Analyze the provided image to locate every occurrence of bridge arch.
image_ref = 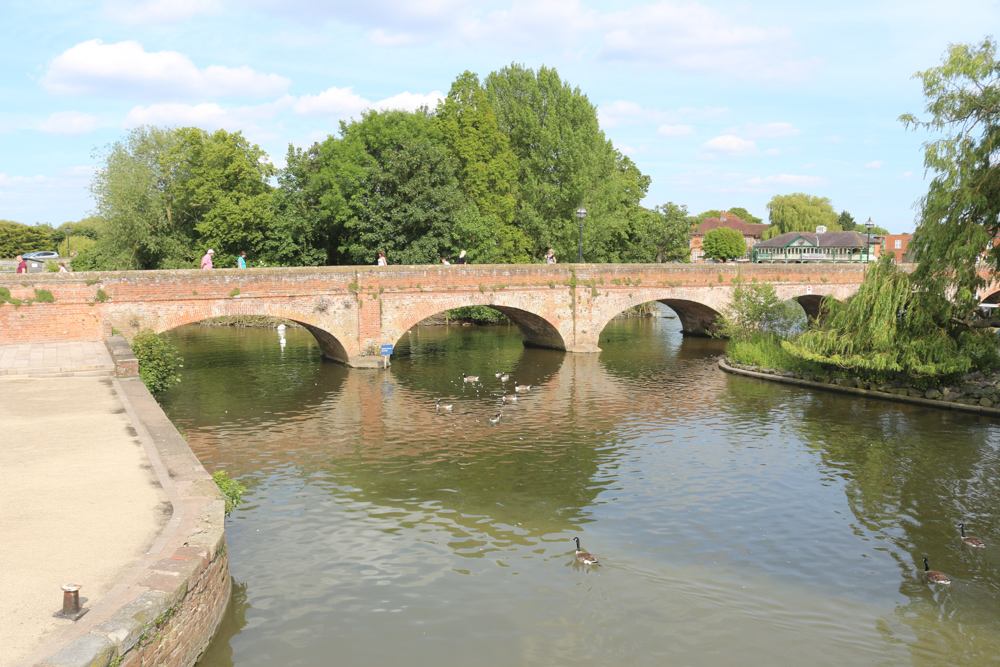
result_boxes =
[388,298,566,352]
[105,300,354,364]
[656,299,724,337]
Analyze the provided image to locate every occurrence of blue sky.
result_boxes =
[1,0,997,233]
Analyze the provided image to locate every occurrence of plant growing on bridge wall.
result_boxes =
[212,470,246,515]
[131,329,184,394]
[95,288,109,302]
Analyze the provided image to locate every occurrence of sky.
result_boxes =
[1,0,997,234]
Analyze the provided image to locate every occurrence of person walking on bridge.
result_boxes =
[201,249,215,269]
[15,254,26,273]
[237,251,247,269]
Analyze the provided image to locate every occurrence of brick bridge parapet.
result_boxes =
[0,263,898,367]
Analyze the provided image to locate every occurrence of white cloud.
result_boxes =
[37,111,100,135]
[124,97,295,141]
[864,160,883,169]
[657,124,695,137]
[373,91,444,112]
[700,135,758,157]
[293,87,370,116]
[596,1,820,81]
[293,87,443,118]
[0,174,51,185]
[802,163,816,169]
[741,122,800,138]
[104,0,221,23]
[900,171,914,179]
[746,174,829,187]
[43,40,290,99]
[599,100,726,128]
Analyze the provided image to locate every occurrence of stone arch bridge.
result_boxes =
[2,263,890,367]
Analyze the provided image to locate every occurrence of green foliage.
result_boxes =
[32,288,55,303]
[622,203,691,263]
[437,71,529,263]
[702,226,747,261]
[0,220,53,257]
[782,256,997,377]
[900,37,1000,314]
[212,470,246,515]
[762,193,840,239]
[446,306,508,323]
[88,126,278,270]
[95,288,109,302]
[131,329,183,393]
[727,333,821,373]
[727,207,762,225]
[716,271,801,340]
[484,63,650,261]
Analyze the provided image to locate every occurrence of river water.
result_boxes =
[156,311,1000,666]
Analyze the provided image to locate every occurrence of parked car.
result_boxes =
[22,251,60,260]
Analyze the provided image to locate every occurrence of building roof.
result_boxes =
[756,230,868,249]
[693,213,768,238]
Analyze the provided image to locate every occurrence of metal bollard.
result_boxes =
[55,583,87,620]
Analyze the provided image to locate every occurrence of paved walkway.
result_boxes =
[0,343,169,667]
[0,341,116,377]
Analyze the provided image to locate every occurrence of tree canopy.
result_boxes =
[762,193,840,239]
[702,226,747,261]
[900,37,1000,314]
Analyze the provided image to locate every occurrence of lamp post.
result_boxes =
[576,206,587,263]
[864,218,874,263]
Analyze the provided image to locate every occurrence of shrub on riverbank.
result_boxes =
[212,470,246,515]
[446,306,508,323]
[132,329,183,393]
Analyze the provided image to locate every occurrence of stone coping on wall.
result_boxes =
[718,358,1000,418]
[18,372,230,667]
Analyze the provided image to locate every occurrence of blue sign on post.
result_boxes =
[380,344,394,356]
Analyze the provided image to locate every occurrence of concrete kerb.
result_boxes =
[718,358,1000,418]
[17,374,230,667]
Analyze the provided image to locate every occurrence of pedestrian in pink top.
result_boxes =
[201,249,215,269]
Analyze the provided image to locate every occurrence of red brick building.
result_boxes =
[690,212,768,262]
[881,234,913,262]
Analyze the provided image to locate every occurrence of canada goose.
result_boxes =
[515,384,531,393]
[462,373,479,383]
[489,413,503,423]
[573,537,599,565]
[922,557,951,585]
[502,391,517,403]
[958,523,985,548]
[436,398,453,411]
[500,373,509,382]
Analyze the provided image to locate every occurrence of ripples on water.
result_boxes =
[157,313,1000,667]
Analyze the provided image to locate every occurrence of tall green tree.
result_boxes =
[762,193,840,239]
[0,221,52,257]
[694,207,762,226]
[702,226,747,261]
[900,37,1000,315]
[436,71,529,262]
[89,126,191,270]
[621,203,692,263]
[484,64,648,261]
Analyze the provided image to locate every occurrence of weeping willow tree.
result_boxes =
[782,257,997,378]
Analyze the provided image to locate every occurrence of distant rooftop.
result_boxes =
[693,212,769,238]
[756,231,868,248]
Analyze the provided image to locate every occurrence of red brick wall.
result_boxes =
[1,264,886,354]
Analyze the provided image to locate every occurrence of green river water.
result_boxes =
[155,311,1000,666]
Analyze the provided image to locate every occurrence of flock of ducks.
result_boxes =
[438,371,602,566]
[921,523,987,586]
[438,371,535,426]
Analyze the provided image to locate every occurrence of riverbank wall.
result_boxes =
[719,358,1000,418]
[15,343,231,667]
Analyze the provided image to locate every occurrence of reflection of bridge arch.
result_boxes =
[106,301,353,364]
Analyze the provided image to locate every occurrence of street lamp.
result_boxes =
[576,206,587,263]
[864,217,874,263]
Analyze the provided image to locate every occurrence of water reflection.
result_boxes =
[157,316,1000,667]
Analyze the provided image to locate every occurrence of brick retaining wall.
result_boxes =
[26,374,231,667]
